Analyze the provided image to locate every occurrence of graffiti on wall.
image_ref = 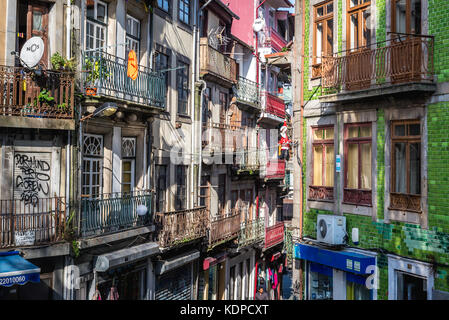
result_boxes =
[14,153,51,206]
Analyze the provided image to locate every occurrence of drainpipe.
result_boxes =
[197,79,207,205]
[66,0,71,60]
[190,0,198,208]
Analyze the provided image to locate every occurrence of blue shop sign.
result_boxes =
[0,251,40,287]
[294,243,375,275]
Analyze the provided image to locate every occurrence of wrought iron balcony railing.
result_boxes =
[322,35,434,92]
[0,197,66,248]
[155,207,209,248]
[82,49,166,108]
[209,210,241,248]
[234,76,260,107]
[80,190,153,237]
[0,66,75,119]
[238,217,264,248]
[200,38,237,85]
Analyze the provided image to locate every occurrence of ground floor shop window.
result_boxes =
[346,273,371,300]
[309,263,333,300]
[397,272,427,300]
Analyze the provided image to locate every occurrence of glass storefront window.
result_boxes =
[309,263,333,300]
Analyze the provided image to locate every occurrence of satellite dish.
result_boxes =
[19,36,44,68]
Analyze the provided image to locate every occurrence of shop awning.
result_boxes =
[95,242,159,272]
[0,251,40,287]
[155,250,200,276]
[294,243,375,275]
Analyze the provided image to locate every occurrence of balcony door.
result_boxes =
[19,0,49,68]
[391,0,423,83]
[346,0,371,90]
[82,134,104,198]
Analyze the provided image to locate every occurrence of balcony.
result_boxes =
[264,221,285,249]
[202,122,242,153]
[200,38,237,88]
[209,211,241,248]
[0,66,75,129]
[80,190,153,237]
[237,217,264,248]
[0,197,66,248]
[155,207,209,249]
[233,76,260,111]
[232,149,260,174]
[82,50,166,109]
[267,27,288,52]
[261,159,285,180]
[260,91,285,123]
[320,35,435,103]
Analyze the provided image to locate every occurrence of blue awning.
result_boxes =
[0,251,40,287]
[294,243,375,275]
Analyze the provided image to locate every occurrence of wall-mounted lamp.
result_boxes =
[80,102,118,122]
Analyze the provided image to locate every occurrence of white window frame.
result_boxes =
[85,0,108,51]
[387,254,434,300]
[121,137,136,193]
[126,14,141,60]
[82,133,104,198]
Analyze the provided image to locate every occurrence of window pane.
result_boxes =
[326,19,333,55]
[394,142,407,193]
[409,123,420,136]
[87,1,95,19]
[313,146,323,186]
[363,9,371,47]
[350,0,359,7]
[347,144,359,189]
[361,143,371,189]
[327,2,333,14]
[123,161,131,171]
[316,22,323,63]
[411,0,421,34]
[409,143,421,194]
[97,3,106,23]
[324,127,334,140]
[348,126,358,138]
[394,124,406,136]
[313,129,323,140]
[317,6,324,17]
[32,12,43,31]
[350,13,359,50]
[325,146,334,187]
[359,125,371,137]
[395,0,407,34]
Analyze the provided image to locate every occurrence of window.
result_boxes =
[154,51,170,100]
[310,126,334,201]
[219,92,228,123]
[178,0,190,25]
[344,123,372,206]
[392,0,421,35]
[155,165,167,212]
[347,0,371,51]
[85,0,107,50]
[158,0,170,13]
[218,174,226,215]
[390,120,421,212]
[313,1,334,77]
[177,61,189,115]
[121,137,136,194]
[309,263,333,300]
[82,134,103,198]
[175,165,187,210]
[126,15,140,60]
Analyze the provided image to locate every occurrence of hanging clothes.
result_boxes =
[92,287,102,300]
[107,286,119,300]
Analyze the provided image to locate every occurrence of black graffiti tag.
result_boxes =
[15,154,51,206]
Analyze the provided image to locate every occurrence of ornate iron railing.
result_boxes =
[82,49,166,108]
[80,190,153,237]
[0,197,66,248]
[0,66,74,119]
[322,35,434,92]
[199,38,237,84]
[309,186,334,201]
[389,192,421,213]
[155,207,209,248]
[209,211,241,247]
[238,217,265,248]
[234,76,260,107]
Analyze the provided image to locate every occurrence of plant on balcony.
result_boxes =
[50,52,75,71]
[84,57,110,95]
[38,89,55,105]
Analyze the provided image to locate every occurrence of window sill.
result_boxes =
[342,202,372,208]
[177,21,193,34]
[154,7,173,23]
[176,114,192,124]
[308,198,334,203]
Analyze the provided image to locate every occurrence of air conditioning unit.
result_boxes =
[316,214,347,245]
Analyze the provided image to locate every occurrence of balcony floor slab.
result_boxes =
[0,116,75,130]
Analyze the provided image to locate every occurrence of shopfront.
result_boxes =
[199,253,227,300]
[255,250,287,300]
[295,243,377,300]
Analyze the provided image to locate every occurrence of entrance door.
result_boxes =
[217,262,226,300]
[26,1,49,68]
[397,272,427,300]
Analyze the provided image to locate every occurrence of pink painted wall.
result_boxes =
[222,0,255,47]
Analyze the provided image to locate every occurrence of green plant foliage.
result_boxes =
[38,89,55,104]
[50,52,75,71]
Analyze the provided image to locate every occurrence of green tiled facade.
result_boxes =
[298,0,449,299]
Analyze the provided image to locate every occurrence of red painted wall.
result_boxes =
[222,0,255,47]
